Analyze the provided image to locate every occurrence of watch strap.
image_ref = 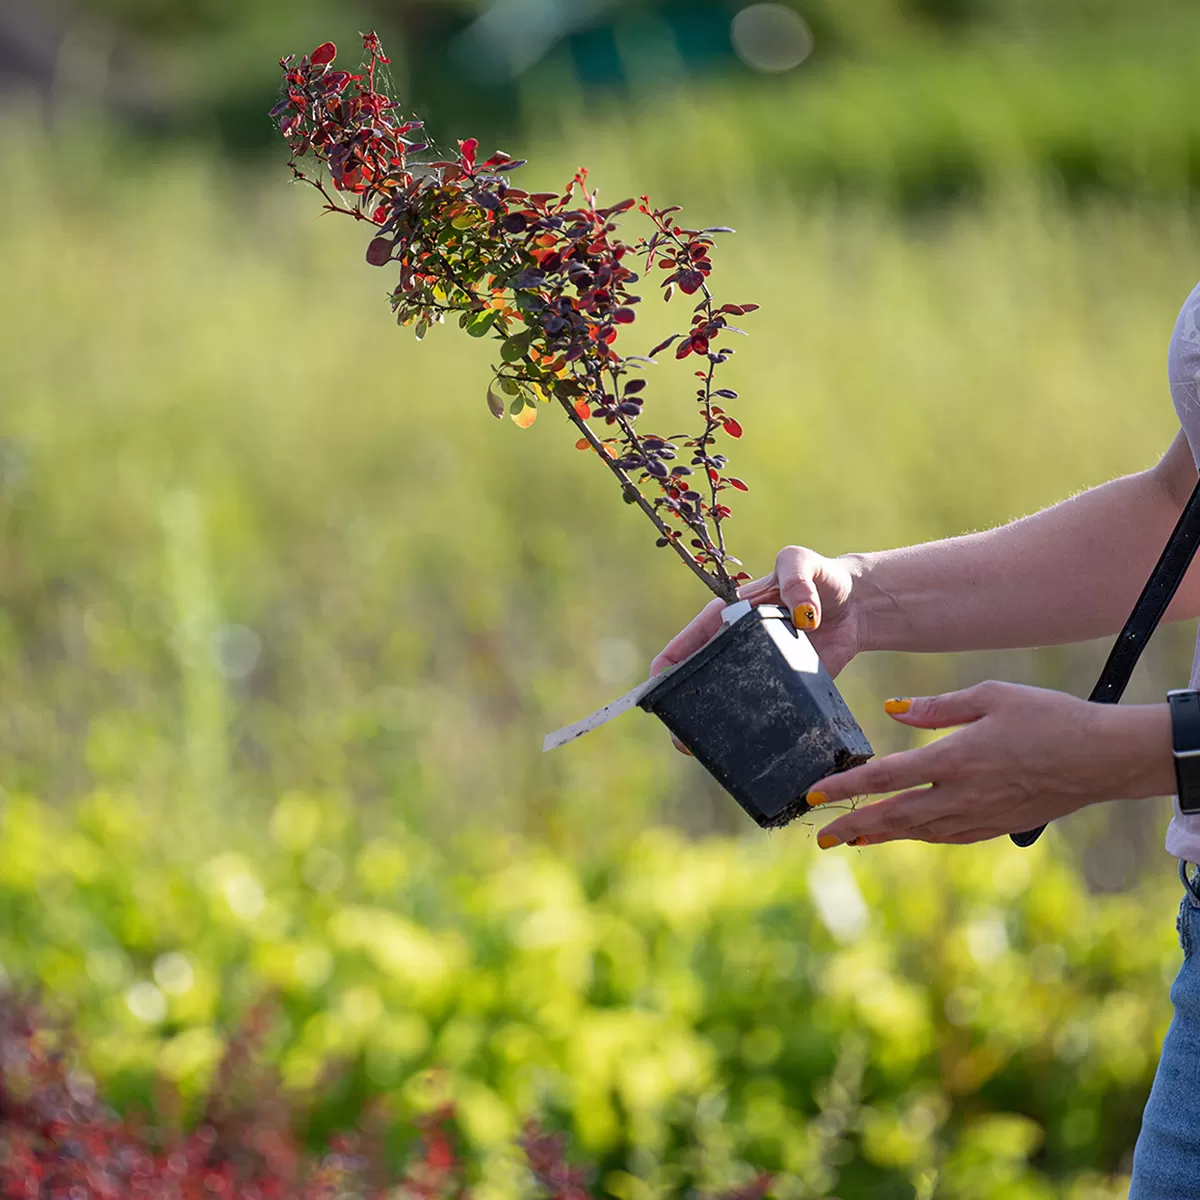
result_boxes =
[1169,689,1200,815]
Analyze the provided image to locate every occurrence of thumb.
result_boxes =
[884,684,994,729]
[774,545,824,632]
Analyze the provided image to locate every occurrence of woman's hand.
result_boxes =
[806,681,1175,847]
[651,546,865,679]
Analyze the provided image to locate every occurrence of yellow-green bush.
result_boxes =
[0,789,1179,1196]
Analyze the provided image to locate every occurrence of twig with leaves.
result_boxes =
[276,33,760,602]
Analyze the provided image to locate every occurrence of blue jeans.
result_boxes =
[1130,861,1200,1198]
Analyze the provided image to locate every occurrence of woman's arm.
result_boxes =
[853,431,1200,655]
[653,432,1199,683]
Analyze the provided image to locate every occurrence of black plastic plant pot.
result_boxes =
[640,603,873,828]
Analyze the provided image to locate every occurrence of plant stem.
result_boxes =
[604,365,725,575]
[558,397,737,602]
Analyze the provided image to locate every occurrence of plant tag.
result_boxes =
[542,601,758,752]
[541,666,682,753]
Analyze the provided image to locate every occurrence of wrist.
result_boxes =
[1090,702,1175,800]
[839,550,891,655]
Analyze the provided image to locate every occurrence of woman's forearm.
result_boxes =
[851,433,1199,655]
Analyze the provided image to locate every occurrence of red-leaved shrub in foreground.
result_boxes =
[0,993,770,1199]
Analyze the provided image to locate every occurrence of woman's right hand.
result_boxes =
[650,546,866,682]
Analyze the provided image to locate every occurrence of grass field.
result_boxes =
[2,110,1199,1192]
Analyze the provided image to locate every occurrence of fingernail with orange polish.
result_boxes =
[794,604,817,630]
[805,791,831,808]
[817,832,841,850]
[884,697,912,715]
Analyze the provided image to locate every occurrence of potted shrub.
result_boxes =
[273,34,872,827]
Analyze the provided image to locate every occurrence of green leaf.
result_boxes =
[501,332,532,363]
[499,377,521,396]
[465,310,498,338]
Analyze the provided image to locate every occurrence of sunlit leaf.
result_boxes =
[723,418,744,438]
[512,404,537,429]
[465,310,497,337]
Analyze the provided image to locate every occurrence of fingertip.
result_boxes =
[883,697,912,716]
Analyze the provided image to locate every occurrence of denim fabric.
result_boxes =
[1130,861,1200,1198]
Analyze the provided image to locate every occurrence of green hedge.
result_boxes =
[536,26,1200,213]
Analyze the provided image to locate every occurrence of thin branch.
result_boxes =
[557,395,736,602]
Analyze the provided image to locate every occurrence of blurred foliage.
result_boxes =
[0,117,1194,850]
[1,48,1198,1192]
[24,0,1200,210]
[0,790,1177,1196]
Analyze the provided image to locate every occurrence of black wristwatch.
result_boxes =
[1168,689,1200,815]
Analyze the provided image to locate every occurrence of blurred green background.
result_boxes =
[3,0,1200,1195]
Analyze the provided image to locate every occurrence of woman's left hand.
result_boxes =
[807,681,1175,847]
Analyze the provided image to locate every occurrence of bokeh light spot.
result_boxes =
[731,3,814,74]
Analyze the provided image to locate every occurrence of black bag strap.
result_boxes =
[1012,474,1200,847]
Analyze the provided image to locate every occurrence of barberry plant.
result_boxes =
[274,34,759,603]
[0,991,772,1200]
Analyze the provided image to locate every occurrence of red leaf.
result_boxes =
[649,334,681,357]
[675,340,694,360]
[575,438,590,450]
[723,418,743,439]
[612,308,636,324]
[311,42,337,65]
[740,303,761,313]
[365,237,393,267]
[573,400,591,419]
[729,477,749,491]
[459,137,478,171]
